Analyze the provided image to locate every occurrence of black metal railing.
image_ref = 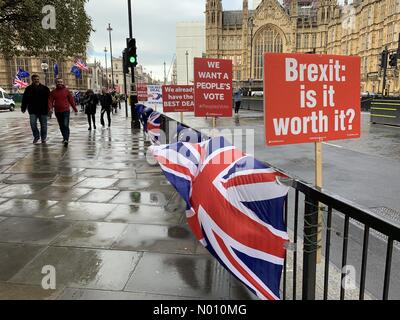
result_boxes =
[159,114,400,300]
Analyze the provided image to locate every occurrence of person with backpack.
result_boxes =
[99,88,112,128]
[83,89,99,130]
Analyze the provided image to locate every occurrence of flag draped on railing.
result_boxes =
[150,136,289,300]
[136,104,161,145]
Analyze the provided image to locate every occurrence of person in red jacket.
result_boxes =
[48,79,78,147]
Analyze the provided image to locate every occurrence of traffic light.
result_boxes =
[379,49,389,69]
[389,53,398,68]
[127,38,138,68]
[122,49,130,74]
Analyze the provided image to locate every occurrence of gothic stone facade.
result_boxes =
[206,0,400,94]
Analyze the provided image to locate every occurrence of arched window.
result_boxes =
[253,25,283,80]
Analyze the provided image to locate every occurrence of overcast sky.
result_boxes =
[85,0,247,81]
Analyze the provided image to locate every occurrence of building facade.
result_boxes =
[87,60,107,93]
[0,56,88,92]
[176,21,206,85]
[206,0,400,94]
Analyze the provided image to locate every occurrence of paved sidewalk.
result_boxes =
[0,109,254,300]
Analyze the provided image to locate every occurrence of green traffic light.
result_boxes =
[130,56,136,64]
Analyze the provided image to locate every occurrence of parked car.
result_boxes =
[0,87,15,111]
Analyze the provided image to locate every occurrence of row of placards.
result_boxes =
[138,57,233,117]
[138,54,361,146]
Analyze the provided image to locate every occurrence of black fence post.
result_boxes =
[302,195,318,300]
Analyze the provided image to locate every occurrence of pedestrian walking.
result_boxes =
[21,74,50,144]
[83,89,99,130]
[99,88,112,128]
[111,90,118,114]
[234,87,242,114]
[48,78,78,147]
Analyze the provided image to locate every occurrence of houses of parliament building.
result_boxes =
[206,0,400,94]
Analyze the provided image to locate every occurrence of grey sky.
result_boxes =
[86,0,246,81]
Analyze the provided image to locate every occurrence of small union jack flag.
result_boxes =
[13,76,28,88]
[151,136,289,300]
[74,59,89,71]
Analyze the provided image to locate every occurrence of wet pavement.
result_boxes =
[0,109,255,300]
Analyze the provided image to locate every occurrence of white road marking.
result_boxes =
[323,142,344,149]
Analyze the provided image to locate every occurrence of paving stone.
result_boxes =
[112,224,196,254]
[0,199,57,217]
[10,247,142,291]
[124,252,230,299]
[105,204,181,225]
[75,178,119,189]
[0,217,71,245]
[79,189,120,203]
[110,191,168,206]
[51,222,127,249]
[31,186,92,201]
[51,176,87,187]
[0,243,45,281]
[0,184,45,198]
[37,202,118,221]
[0,283,61,300]
[80,169,119,178]
[58,288,199,300]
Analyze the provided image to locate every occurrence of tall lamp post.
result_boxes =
[248,16,255,96]
[104,47,108,89]
[107,23,115,90]
[127,0,140,129]
[185,50,189,85]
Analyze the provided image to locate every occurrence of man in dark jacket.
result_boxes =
[21,74,50,144]
[99,88,113,128]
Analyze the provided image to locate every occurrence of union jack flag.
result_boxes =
[13,76,28,88]
[151,137,289,300]
[74,59,89,71]
[147,111,161,145]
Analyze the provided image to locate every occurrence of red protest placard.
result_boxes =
[137,84,148,102]
[162,85,194,112]
[264,53,361,146]
[194,58,233,117]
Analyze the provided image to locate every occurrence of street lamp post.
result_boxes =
[41,61,49,86]
[248,17,255,96]
[185,50,189,85]
[107,23,115,90]
[104,47,108,89]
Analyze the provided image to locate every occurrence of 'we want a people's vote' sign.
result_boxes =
[264,53,361,146]
[194,57,232,117]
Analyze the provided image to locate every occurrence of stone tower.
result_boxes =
[205,0,223,58]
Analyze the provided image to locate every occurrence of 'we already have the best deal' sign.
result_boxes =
[264,53,361,146]
[194,57,232,117]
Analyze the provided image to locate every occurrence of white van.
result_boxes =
[0,87,16,111]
